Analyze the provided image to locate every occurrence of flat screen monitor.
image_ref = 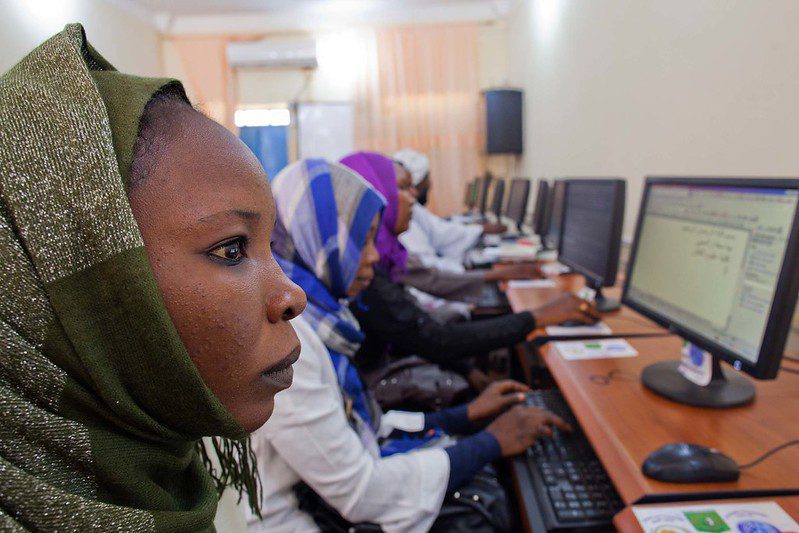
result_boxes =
[465,178,479,210]
[476,174,492,215]
[532,180,550,235]
[623,177,799,407]
[558,179,626,310]
[542,179,566,251]
[506,178,531,231]
[490,179,505,220]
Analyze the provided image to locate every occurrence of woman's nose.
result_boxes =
[267,274,307,323]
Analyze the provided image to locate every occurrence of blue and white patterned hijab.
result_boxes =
[271,158,386,357]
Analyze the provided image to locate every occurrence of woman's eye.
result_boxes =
[209,238,247,264]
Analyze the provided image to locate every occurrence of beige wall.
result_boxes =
[506,0,799,238]
[1,0,162,77]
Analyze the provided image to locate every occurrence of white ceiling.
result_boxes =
[119,0,509,34]
[131,0,503,17]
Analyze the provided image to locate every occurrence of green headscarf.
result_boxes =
[0,24,258,530]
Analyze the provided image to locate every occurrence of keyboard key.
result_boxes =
[557,510,586,521]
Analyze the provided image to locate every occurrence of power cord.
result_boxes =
[781,366,799,375]
[737,439,799,470]
[784,355,799,363]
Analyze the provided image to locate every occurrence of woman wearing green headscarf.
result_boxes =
[0,24,306,530]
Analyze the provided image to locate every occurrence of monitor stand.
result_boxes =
[593,286,620,313]
[642,357,755,408]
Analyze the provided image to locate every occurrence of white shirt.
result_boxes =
[247,316,450,533]
[400,204,483,272]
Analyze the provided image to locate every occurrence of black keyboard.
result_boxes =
[523,389,624,530]
[478,283,509,308]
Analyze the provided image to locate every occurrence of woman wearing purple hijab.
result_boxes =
[340,151,410,282]
[341,151,598,397]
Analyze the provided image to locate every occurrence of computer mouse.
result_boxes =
[642,442,740,483]
[558,319,589,327]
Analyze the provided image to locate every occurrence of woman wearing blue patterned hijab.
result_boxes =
[271,158,386,429]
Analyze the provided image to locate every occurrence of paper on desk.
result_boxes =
[540,261,570,276]
[507,279,557,289]
[482,243,539,259]
[554,339,637,360]
[632,501,799,533]
[378,410,425,438]
[545,321,612,336]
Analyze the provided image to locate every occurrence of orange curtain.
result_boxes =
[164,36,238,131]
[354,23,483,216]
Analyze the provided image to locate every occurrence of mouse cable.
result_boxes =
[737,439,799,470]
[781,366,799,374]
[588,369,638,385]
[784,355,799,363]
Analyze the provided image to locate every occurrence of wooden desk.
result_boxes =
[504,274,667,340]
[613,496,799,531]
[542,335,799,505]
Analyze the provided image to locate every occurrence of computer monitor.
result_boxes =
[532,180,550,235]
[623,177,799,408]
[542,179,566,251]
[465,178,478,210]
[490,179,505,221]
[558,179,626,311]
[506,178,531,232]
[476,174,493,215]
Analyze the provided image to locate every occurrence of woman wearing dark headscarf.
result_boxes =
[0,25,305,529]
[340,152,598,393]
[248,158,568,532]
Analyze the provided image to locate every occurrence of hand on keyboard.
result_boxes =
[485,262,543,282]
[482,222,508,235]
[467,379,529,424]
[486,404,572,457]
[532,293,600,328]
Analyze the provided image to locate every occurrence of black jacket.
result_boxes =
[350,269,537,376]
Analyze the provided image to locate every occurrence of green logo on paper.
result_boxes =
[684,511,730,532]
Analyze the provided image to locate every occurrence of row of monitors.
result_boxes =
[465,174,799,402]
[464,174,532,231]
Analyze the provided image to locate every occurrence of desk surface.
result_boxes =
[613,496,799,531]
[541,334,799,505]
[504,273,667,339]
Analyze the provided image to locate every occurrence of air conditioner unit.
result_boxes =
[227,38,318,69]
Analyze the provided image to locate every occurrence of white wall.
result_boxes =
[1,0,162,77]
[506,0,799,238]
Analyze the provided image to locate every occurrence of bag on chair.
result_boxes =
[366,355,471,411]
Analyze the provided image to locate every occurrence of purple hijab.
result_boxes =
[340,151,408,282]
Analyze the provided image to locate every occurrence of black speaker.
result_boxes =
[484,89,523,154]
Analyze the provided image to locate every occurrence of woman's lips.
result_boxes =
[261,345,301,390]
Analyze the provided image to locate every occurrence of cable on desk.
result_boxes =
[781,366,799,374]
[783,355,799,364]
[738,439,799,470]
[589,369,638,385]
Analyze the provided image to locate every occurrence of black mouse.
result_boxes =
[642,442,740,483]
[559,319,588,327]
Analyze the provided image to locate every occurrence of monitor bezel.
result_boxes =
[506,178,531,229]
[543,179,566,250]
[491,179,506,219]
[622,176,799,380]
[533,180,550,235]
[465,178,478,209]
[557,178,626,287]
[477,174,493,215]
